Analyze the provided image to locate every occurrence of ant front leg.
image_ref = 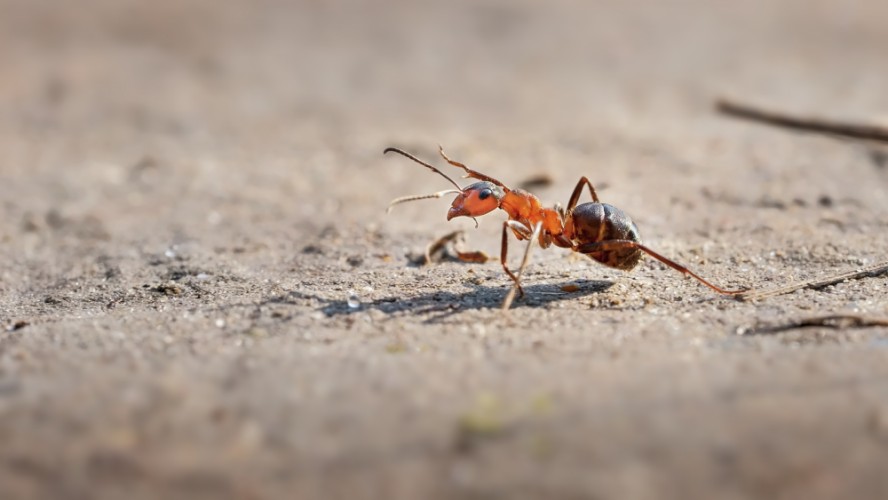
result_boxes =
[566,177,601,211]
[501,221,543,310]
[500,221,532,296]
[575,240,746,295]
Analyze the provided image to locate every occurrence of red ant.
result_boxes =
[384,146,746,309]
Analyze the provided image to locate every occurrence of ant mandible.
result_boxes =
[384,146,746,309]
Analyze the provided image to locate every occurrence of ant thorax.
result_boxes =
[499,189,542,221]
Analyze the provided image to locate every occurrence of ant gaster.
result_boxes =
[384,146,745,309]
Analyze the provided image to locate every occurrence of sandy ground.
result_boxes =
[1,1,888,499]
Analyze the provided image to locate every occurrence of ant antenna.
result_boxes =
[437,145,508,189]
[384,148,464,192]
[387,190,462,213]
[386,190,479,228]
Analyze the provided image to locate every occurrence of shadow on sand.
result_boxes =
[294,279,614,322]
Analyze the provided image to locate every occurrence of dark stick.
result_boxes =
[716,98,888,143]
[739,260,888,302]
[737,314,888,336]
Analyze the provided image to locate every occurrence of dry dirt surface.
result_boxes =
[2,1,888,499]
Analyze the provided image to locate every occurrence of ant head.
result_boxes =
[447,181,505,220]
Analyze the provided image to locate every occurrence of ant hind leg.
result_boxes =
[575,240,746,295]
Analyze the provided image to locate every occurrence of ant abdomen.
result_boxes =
[568,203,643,270]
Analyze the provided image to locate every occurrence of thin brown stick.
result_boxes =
[737,314,888,336]
[716,98,888,143]
[739,260,888,302]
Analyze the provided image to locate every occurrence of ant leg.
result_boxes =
[575,240,746,295]
[554,202,566,221]
[500,221,533,294]
[502,221,543,310]
[566,177,601,211]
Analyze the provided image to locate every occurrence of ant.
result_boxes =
[384,146,746,309]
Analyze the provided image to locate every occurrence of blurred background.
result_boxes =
[3,0,886,240]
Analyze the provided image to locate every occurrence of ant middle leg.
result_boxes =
[566,177,601,211]
[575,240,746,295]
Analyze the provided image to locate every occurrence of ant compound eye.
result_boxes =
[478,188,492,200]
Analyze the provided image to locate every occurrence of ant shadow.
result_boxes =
[294,279,614,323]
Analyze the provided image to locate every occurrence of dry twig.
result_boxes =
[420,230,490,265]
[739,260,888,302]
[716,98,888,143]
[738,314,888,336]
